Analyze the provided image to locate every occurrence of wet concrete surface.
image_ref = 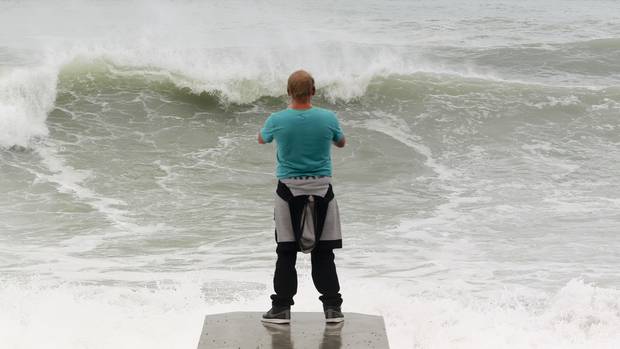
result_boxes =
[196,312,389,349]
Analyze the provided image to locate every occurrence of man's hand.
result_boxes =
[333,136,346,148]
[258,132,266,144]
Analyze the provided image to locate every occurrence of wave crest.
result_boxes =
[0,43,411,147]
[0,66,57,148]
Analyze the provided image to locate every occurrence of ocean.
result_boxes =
[1,0,620,348]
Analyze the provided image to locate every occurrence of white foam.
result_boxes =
[0,65,58,148]
[27,142,171,252]
[0,279,204,349]
[1,276,618,349]
[34,145,130,226]
[392,279,620,349]
[355,111,458,180]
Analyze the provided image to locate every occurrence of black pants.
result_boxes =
[271,248,343,308]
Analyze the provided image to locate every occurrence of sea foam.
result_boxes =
[0,277,618,349]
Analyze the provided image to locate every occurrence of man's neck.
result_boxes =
[289,100,313,110]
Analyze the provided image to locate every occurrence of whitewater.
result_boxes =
[1,0,620,348]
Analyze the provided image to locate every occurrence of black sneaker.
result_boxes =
[261,306,291,324]
[323,306,344,323]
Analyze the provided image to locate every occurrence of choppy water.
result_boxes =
[1,1,620,348]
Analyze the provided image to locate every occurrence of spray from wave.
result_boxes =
[2,0,620,148]
[1,277,619,349]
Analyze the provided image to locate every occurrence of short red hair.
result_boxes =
[287,70,315,101]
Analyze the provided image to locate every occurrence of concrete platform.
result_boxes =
[196,312,389,349]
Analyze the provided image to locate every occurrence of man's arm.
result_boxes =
[259,115,274,144]
[333,136,346,148]
[330,112,345,148]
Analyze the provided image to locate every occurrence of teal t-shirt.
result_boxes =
[261,107,344,179]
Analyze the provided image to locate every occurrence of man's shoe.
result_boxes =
[323,306,344,323]
[323,321,344,336]
[261,306,291,324]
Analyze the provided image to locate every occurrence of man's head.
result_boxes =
[287,70,315,103]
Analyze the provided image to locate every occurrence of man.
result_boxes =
[259,70,346,324]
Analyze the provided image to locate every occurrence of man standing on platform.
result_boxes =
[258,70,346,324]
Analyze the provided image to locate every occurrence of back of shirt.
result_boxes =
[260,107,344,179]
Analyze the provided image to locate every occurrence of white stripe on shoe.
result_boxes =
[325,317,344,323]
[261,317,291,324]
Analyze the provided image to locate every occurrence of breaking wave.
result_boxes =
[3,42,618,149]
